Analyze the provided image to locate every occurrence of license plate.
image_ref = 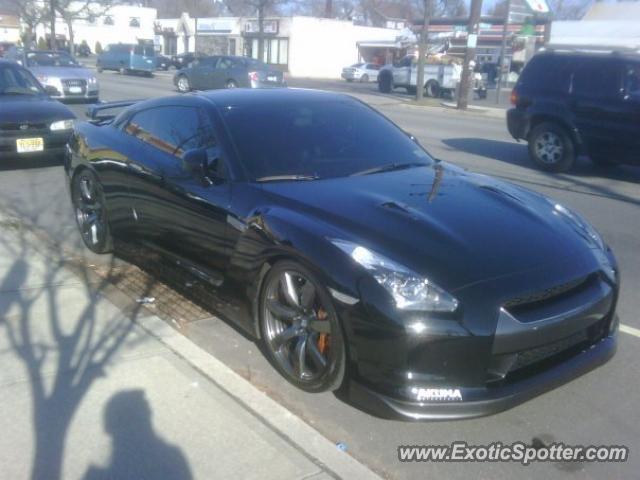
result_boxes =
[16,138,44,153]
[69,86,82,94]
[267,75,278,82]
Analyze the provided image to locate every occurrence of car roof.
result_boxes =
[536,49,640,63]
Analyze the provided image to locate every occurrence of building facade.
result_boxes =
[155,14,400,78]
[0,14,20,43]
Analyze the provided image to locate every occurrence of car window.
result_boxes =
[221,99,433,180]
[0,65,43,95]
[133,45,155,56]
[518,55,571,94]
[571,61,622,99]
[217,57,235,69]
[125,106,216,158]
[197,57,217,67]
[26,52,78,67]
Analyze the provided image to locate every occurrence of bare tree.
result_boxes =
[54,1,114,56]
[2,0,47,47]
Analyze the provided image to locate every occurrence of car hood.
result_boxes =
[260,163,599,290]
[0,95,75,123]
[28,66,93,80]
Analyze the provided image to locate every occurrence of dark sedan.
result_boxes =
[0,60,75,161]
[174,55,285,92]
[66,89,619,420]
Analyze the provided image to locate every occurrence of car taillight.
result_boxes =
[510,89,518,106]
[248,71,259,82]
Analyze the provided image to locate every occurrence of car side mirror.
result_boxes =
[182,147,225,186]
[44,85,58,96]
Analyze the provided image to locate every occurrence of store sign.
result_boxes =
[525,0,549,14]
[244,20,279,34]
[197,18,235,34]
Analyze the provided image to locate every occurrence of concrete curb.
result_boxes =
[133,314,383,480]
[439,101,506,119]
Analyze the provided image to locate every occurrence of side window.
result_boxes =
[217,57,234,69]
[125,106,216,158]
[571,61,622,99]
[197,57,216,68]
[519,55,571,94]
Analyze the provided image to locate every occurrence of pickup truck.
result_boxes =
[378,55,486,99]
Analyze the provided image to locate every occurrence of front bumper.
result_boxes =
[0,131,71,160]
[340,250,619,420]
[349,332,616,420]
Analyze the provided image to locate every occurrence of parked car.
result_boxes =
[341,63,381,82]
[378,55,485,98]
[507,50,640,172]
[67,89,618,420]
[170,52,200,70]
[4,49,99,102]
[96,43,155,76]
[75,43,92,57]
[0,59,75,161]
[173,55,285,92]
[0,42,14,57]
[155,54,171,71]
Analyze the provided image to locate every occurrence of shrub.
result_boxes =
[37,37,47,50]
[95,41,103,54]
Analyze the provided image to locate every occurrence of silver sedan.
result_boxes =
[341,63,381,83]
[7,49,99,102]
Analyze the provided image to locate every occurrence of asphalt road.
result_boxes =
[1,70,639,480]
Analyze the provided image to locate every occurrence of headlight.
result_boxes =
[330,239,459,312]
[50,119,74,131]
[87,76,98,85]
[36,75,49,84]
[552,203,605,250]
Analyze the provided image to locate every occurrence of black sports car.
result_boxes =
[66,89,619,420]
[0,59,75,161]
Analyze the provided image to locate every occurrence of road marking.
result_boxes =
[620,324,640,338]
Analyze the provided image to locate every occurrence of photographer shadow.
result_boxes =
[83,390,193,480]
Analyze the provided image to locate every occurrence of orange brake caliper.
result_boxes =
[316,308,329,354]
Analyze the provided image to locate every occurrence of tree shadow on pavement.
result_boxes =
[0,209,168,480]
[83,390,192,480]
[442,137,640,208]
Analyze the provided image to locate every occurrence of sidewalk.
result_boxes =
[0,213,381,480]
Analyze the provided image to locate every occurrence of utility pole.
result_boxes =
[257,2,265,62]
[49,0,57,51]
[415,0,431,102]
[495,0,512,104]
[457,0,483,109]
[324,0,333,18]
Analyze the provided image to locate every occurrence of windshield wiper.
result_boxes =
[350,162,426,177]
[255,174,319,182]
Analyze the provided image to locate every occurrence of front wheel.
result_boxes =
[360,74,369,83]
[176,75,191,93]
[259,260,346,393]
[425,80,440,98]
[72,170,113,254]
[528,122,576,172]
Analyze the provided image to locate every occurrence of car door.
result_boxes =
[123,104,231,272]
[569,58,633,160]
[189,56,218,90]
[393,56,412,85]
[210,56,235,89]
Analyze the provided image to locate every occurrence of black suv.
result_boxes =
[507,50,640,172]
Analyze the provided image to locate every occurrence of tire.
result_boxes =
[259,260,346,393]
[425,80,440,98]
[360,74,369,83]
[378,72,392,93]
[527,122,576,173]
[176,75,191,93]
[118,65,127,75]
[96,63,103,73]
[71,170,113,254]
[225,79,238,89]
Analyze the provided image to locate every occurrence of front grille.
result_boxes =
[62,79,87,94]
[0,122,47,132]
[503,274,595,320]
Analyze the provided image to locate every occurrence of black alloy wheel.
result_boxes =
[72,170,113,254]
[259,261,346,392]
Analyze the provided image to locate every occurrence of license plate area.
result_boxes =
[267,75,278,82]
[16,138,44,153]
[69,86,82,94]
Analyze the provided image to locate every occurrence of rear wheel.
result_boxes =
[176,75,191,93]
[118,66,127,75]
[528,122,576,172]
[360,74,369,83]
[259,261,346,393]
[72,170,113,254]
[425,80,440,98]
[378,72,392,93]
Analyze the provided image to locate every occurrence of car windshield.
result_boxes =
[26,52,78,67]
[222,99,433,180]
[0,65,44,96]
[351,63,363,68]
